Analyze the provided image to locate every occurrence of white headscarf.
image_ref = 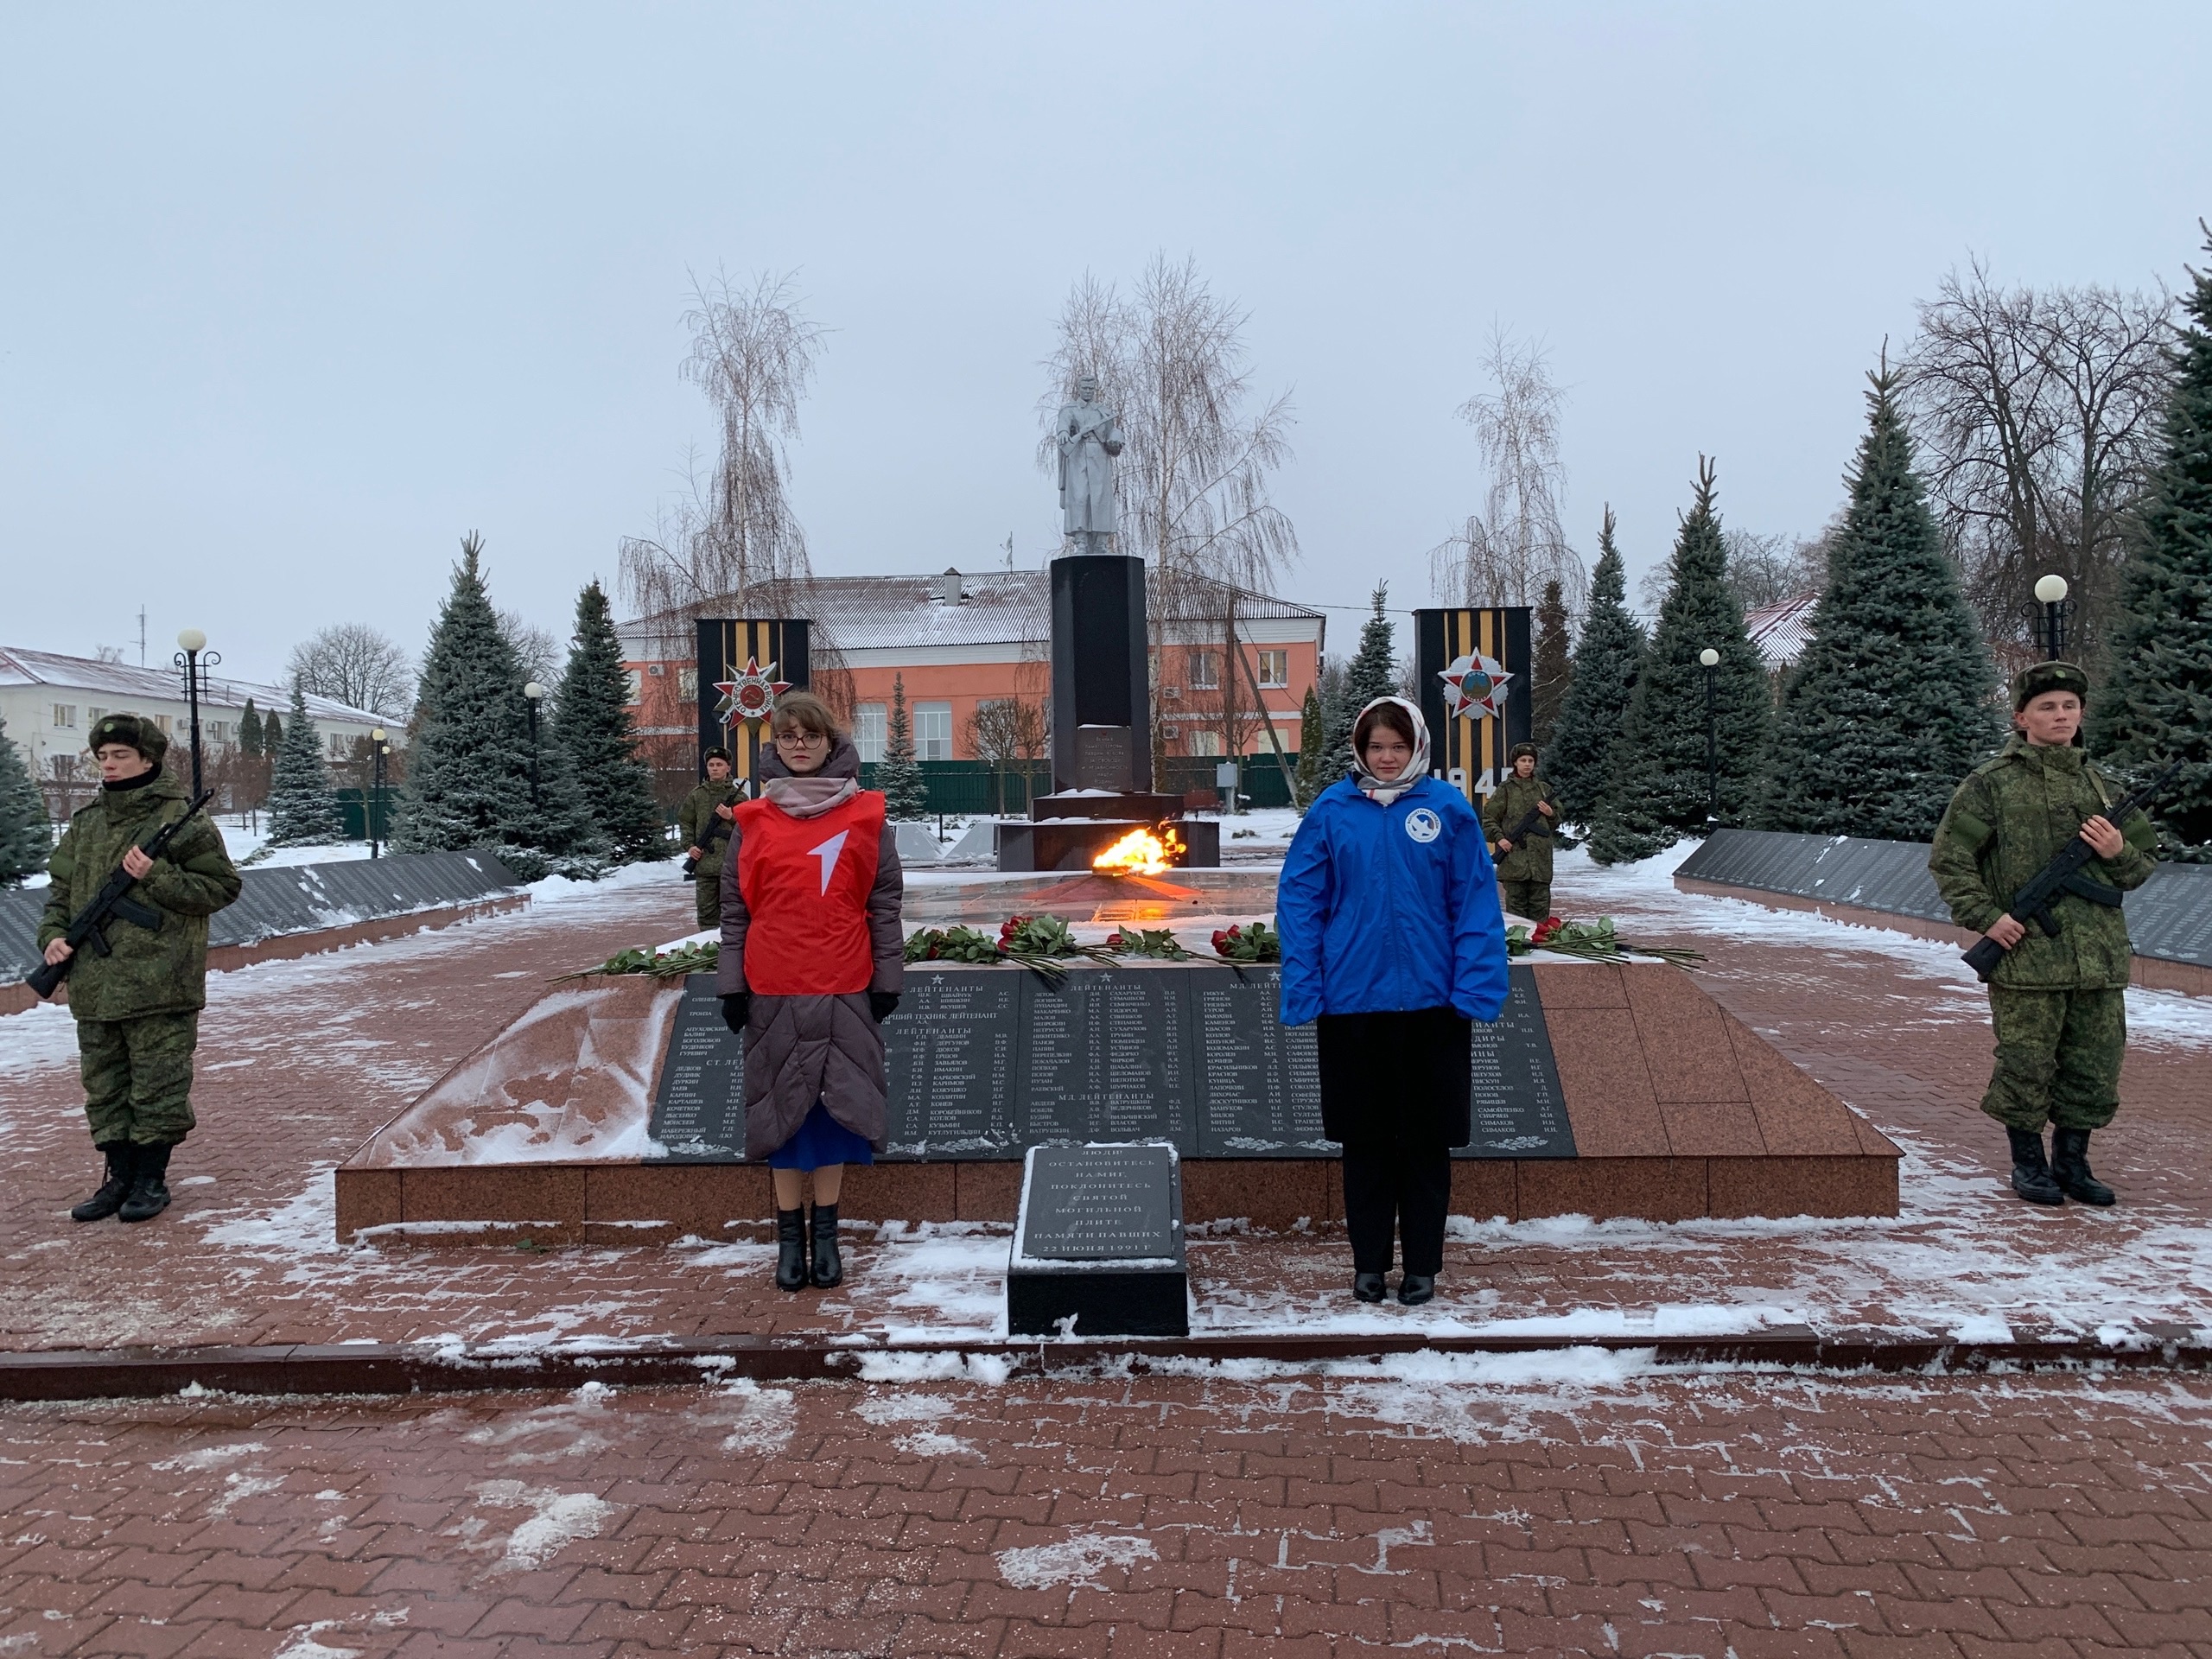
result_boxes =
[1349,696,1432,806]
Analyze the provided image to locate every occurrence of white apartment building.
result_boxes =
[0,646,399,784]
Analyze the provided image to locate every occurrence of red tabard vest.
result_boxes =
[734,790,886,995]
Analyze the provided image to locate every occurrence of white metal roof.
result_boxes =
[1744,591,1821,671]
[0,646,397,725]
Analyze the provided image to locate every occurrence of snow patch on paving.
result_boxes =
[997,1533,1157,1590]
[857,1351,1016,1385]
[153,1441,267,1471]
[469,1480,615,1572]
[272,1626,362,1659]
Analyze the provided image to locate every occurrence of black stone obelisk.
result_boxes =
[1049,554,1152,795]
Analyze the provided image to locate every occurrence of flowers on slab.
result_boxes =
[1211,921,1282,963]
[1104,926,1196,960]
[1504,915,1703,968]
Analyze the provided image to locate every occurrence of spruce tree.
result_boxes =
[879,674,930,821]
[1313,658,1356,790]
[552,580,665,862]
[0,715,50,886]
[2088,227,2212,858]
[1530,578,1573,747]
[1759,371,2002,839]
[263,707,282,752]
[237,699,264,758]
[1588,461,1770,861]
[1316,585,1396,788]
[396,533,604,874]
[1294,684,1324,807]
[266,682,346,845]
[1548,508,1647,823]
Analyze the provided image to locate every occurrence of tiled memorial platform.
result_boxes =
[335,951,1901,1243]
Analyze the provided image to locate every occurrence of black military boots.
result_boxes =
[70,1143,135,1222]
[2006,1128,2065,1205]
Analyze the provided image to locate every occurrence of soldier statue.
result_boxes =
[1056,374,1123,553]
[1929,662,2158,1207]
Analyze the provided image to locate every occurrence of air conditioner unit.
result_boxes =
[647,664,665,677]
[1162,686,1181,699]
[1160,724,1180,739]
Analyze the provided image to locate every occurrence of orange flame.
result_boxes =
[1092,823,1185,876]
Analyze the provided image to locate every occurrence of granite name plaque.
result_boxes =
[1008,1141,1188,1337]
[646,976,747,1160]
[1018,969,1192,1147]
[1460,964,1574,1158]
[1187,968,1329,1155]
[880,969,1020,1156]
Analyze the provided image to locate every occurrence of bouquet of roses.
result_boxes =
[902,925,1001,964]
[1211,921,1282,963]
[1504,915,1702,968]
[556,939,721,982]
[1104,926,1194,960]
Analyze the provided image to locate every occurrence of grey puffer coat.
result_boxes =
[715,737,906,1159]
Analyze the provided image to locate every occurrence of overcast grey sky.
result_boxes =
[4,3,2208,683]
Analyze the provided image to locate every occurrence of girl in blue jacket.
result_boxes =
[1276,696,1509,1306]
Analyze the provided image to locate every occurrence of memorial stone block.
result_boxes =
[1007,1141,1188,1337]
[647,976,746,1160]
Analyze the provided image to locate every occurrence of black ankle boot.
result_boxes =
[775,1208,810,1291]
[1396,1273,1437,1306]
[809,1203,842,1288]
[2006,1128,2064,1205]
[2050,1128,2116,1206]
[118,1142,173,1223]
[71,1143,135,1223]
[1352,1272,1387,1304]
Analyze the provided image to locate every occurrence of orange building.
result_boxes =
[618,569,1324,776]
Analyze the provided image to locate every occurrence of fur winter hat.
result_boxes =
[89,712,168,763]
[1510,741,1540,763]
[2012,661,2090,711]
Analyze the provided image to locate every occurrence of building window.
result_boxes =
[207,721,229,744]
[678,667,698,702]
[624,669,644,705]
[86,707,105,723]
[329,734,346,758]
[1187,652,1220,690]
[155,715,171,733]
[1255,649,1288,688]
[855,703,887,763]
[1188,730,1223,756]
[52,704,75,728]
[915,702,953,760]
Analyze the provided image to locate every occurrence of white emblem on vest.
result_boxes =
[1404,808,1442,844]
[808,830,849,894]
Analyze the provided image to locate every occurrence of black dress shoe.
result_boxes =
[1352,1273,1388,1303]
[1396,1274,1436,1306]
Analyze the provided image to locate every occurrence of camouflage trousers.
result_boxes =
[1499,880,1553,924]
[1981,986,2125,1133]
[694,871,721,931]
[76,1011,200,1147]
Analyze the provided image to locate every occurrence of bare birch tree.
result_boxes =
[1432,327,1585,615]
[620,270,824,624]
[1898,259,2174,664]
[1039,255,1299,770]
[285,624,414,716]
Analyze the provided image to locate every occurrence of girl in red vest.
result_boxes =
[715,693,906,1291]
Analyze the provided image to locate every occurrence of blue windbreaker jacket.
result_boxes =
[1275,775,1510,1027]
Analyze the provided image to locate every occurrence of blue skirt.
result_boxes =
[766,1101,875,1171]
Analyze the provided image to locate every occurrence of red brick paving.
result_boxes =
[2,1365,2209,1656]
[3,861,2209,1357]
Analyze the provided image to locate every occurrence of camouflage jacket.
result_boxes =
[1928,736,2158,989]
[679,780,741,878]
[38,766,241,1020]
[1480,773,1556,882]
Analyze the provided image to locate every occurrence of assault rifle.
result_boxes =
[24,789,216,1001]
[1961,760,2181,984]
[681,791,741,880]
[1494,799,1555,852]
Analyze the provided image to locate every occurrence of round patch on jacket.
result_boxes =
[1403,807,1442,843]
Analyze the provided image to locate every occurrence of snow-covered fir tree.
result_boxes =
[2088,229,2212,859]
[1758,371,2001,838]
[396,534,603,874]
[1588,461,1769,862]
[1315,583,1397,790]
[878,674,930,821]
[0,715,50,886]
[553,580,665,862]
[1529,578,1573,747]
[266,682,346,845]
[237,699,264,757]
[1546,508,1646,824]
[1313,658,1354,791]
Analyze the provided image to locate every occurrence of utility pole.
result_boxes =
[137,607,147,667]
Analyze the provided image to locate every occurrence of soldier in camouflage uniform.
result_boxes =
[1929,663,2158,1207]
[678,748,741,931]
[37,713,241,1224]
[1480,741,1556,922]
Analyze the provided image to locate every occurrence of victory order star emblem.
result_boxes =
[1439,652,1513,721]
[714,657,791,727]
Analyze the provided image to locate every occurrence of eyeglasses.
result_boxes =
[773,730,829,748]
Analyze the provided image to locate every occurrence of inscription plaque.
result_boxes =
[1188,968,1329,1155]
[1016,969,1191,1147]
[881,970,1020,1156]
[1459,964,1574,1158]
[647,976,746,1160]
[1019,1143,1180,1261]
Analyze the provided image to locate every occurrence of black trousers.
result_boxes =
[1341,1139,1452,1274]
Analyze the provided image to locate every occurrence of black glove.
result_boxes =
[720,992,750,1034]
[869,990,901,1023]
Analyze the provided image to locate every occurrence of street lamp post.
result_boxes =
[523,683,545,808]
[2033,573,2071,657]
[369,727,388,859]
[172,629,219,798]
[1698,647,1721,823]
